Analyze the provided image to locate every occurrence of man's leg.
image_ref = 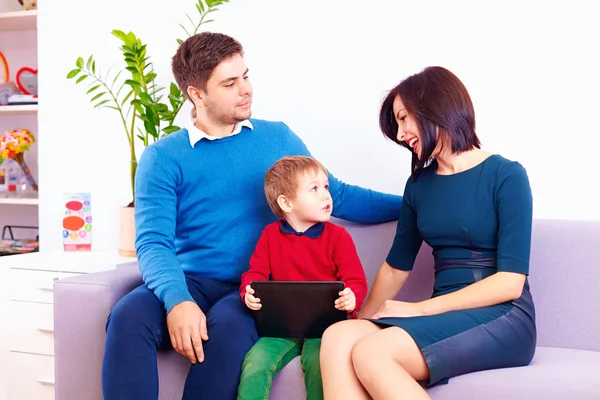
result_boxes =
[237,338,302,400]
[182,291,259,400]
[102,281,212,400]
[301,338,324,400]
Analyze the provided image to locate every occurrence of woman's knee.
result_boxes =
[322,319,379,351]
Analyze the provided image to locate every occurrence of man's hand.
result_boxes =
[244,285,262,310]
[335,287,356,312]
[166,301,208,364]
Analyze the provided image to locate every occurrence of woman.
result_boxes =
[320,66,536,400]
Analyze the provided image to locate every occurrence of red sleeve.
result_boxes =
[240,228,272,301]
[332,227,368,317]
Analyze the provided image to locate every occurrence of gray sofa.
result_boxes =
[53,219,600,399]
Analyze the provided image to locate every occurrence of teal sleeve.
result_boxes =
[282,124,403,223]
[496,162,533,274]
[386,179,423,270]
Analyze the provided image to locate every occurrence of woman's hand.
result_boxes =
[371,300,424,319]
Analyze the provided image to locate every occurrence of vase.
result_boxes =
[118,206,136,257]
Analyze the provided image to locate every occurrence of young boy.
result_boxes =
[237,156,368,400]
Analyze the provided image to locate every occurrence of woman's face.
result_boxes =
[393,96,422,158]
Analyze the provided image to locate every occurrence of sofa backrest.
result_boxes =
[338,218,600,352]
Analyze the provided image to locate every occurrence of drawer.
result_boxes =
[9,301,55,356]
[8,268,80,304]
[8,351,54,400]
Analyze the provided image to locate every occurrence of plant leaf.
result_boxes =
[86,55,93,70]
[66,69,80,79]
[76,57,84,69]
[139,92,153,105]
[177,38,184,45]
[145,72,157,83]
[90,92,106,102]
[92,60,96,74]
[186,13,195,27]
[86,84,101,94]
[146,107,158,126]
[144,119,158,136]
[125,79,141,87]
[121,89,134,106]
[94,99,110,108]
[179,23,191,37]
[162,125,181,134]
[112,30,127,41]
[76,74,88,83]
[111,70,123,87]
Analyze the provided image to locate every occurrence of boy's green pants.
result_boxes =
[237,337,323,400]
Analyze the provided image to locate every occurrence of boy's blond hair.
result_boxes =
[264,156,328,219]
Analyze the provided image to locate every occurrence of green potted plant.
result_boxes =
[66,0,229,256]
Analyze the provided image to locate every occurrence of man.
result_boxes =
[102,32,403,400]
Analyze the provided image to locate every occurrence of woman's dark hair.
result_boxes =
[379,66,480,179]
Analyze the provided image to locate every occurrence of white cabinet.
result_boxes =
[0,250,137,400]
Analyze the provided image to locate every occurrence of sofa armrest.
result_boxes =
[53,264,143,400]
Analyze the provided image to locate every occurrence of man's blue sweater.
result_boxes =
[134,119,402,312]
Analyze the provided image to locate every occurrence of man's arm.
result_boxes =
[135,146,194,313]
[282,123,402,223]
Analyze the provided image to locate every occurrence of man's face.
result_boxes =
[201,53,253,125]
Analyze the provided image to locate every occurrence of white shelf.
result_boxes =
[0,197,39,205]
[0,105,37,114]
[0,10,37,31]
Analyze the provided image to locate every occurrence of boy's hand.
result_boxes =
[244,285,262,310]
[335,287,356,312]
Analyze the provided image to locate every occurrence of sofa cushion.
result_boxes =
[269,347,600,400]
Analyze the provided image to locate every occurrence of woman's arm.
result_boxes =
[358,262,410,318]
[419,271,525,315]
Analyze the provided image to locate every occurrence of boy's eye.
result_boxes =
[325,185,329,190]
[311,186,318,192]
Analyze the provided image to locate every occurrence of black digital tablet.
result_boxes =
[250,281,347,339]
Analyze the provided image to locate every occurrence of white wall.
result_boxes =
[38,0,600,250]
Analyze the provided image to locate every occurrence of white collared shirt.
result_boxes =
[187,111,253,147]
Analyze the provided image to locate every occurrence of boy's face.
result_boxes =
[288,169,333,224]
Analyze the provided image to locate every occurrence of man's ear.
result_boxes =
[277,195,293,214]
[187,86,206,109]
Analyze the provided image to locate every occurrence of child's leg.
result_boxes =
[237,337,302,400]
[301,338,324,400]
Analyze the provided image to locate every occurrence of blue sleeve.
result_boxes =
[134,146,194,313]
[385,178,423,270]
[496,162,533,274]
[282,123,403,223]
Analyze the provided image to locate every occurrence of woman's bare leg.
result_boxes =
[352,327,431,400]
[320,320,381,400]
